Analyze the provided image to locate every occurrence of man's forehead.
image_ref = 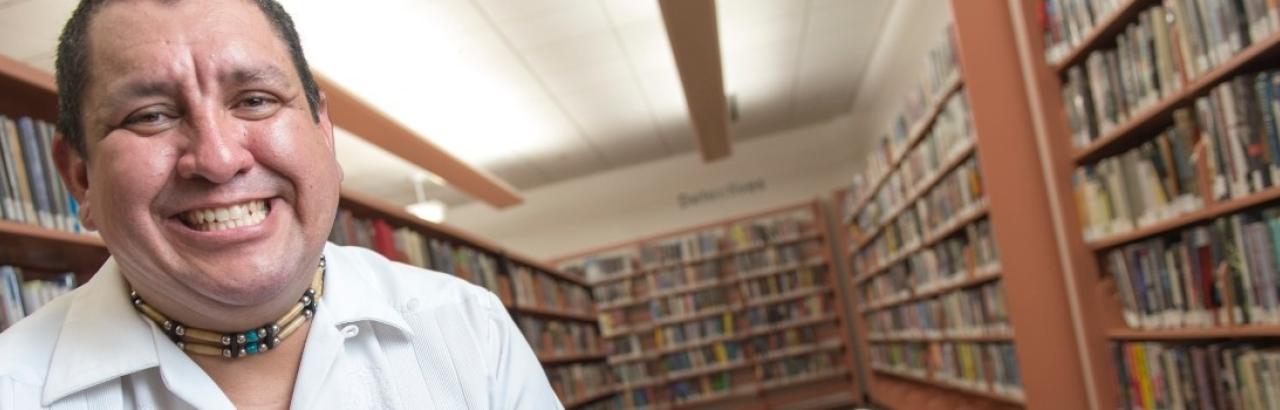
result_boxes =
[85,0,295,83]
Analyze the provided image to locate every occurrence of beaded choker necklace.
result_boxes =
[130,256,325,359]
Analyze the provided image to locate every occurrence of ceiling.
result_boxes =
[0,0,892,208]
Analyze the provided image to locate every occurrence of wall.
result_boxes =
[447,116,859,260]
[446,1,955,261]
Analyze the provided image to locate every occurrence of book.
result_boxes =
[0,266,76,331]
[1059,0,1280,148]
[0,116,81,233]
[1111,341,1280,409]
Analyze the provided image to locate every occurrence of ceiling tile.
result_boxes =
[490,3,609,50]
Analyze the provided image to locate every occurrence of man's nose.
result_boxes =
[175,108,254,184]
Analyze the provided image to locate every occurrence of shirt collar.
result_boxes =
[43,258,159,405]
[319,243,414,336]
[41,243,413,405]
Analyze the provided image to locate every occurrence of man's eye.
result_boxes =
[238,95,278,109]
[124,111,173,125]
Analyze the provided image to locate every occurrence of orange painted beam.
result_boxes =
[658,0,732,162]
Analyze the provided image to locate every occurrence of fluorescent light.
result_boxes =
[406,200,447,224]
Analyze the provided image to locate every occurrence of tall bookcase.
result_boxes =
[1011,0,1280,409]
[552,201,859,410]
[0,55,615,409]
[833,2,1092,409]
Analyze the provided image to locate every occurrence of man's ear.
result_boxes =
[316,91,342,182]
[53,139,96,231]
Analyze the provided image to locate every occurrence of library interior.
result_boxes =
[2,0,1279,409]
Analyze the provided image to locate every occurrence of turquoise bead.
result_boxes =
[246,331,260,343]
[247,344,259,354]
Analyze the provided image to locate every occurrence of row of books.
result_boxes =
[639,230,722,269]
[844,26,961,219]
[856,158,986,274]
[565,250,633,283]
[854,205,991,284]
[0,267,75,330]
[732,240,822,277]
[739,265,823,300]
[546,362,615,408]
[1061,0,1280,148]
[725,210,817,250]
[746,323,821,356]
[660,340,745,375]
[669,371,736,404]
[1039,0,1124,63]
[1104,202,1280,329]
[650,262,720,296]
[649,288,730,321]
[512,264,592,314]
[1073,113,1202,240]
[849,91,974,235]
[758,349,843,383]
[516,316,601,359]
[1112,341,1279,410]
[0,115,81,233]
[865,280,1010,338]
[870,341,1023,396]
[934,342,1023,397]
[653,313,735,350]
[743,294,827,328]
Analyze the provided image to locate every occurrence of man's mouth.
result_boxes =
[178,199,271,232]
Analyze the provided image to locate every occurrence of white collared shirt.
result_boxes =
[0,243,563,409]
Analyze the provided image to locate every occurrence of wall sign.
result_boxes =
[677,178,767,209]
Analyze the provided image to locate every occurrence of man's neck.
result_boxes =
[191,320,313,409]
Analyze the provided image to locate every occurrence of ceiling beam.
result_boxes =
[658,0,732,162]
[316,74,523,209]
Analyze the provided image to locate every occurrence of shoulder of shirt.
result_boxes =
[0,288,77,385]
[329,244,506,316]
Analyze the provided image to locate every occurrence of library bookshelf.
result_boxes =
[1011,0,1280,409]
[0,54,612,409]
[833,1,1093,408]
[551,201,859,410]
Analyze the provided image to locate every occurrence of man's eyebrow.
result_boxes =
[107,80,177,106]
[222,65,292,88]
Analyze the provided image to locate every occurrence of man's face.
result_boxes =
[73,0,340,307]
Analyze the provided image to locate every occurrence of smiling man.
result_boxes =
[0,1,560,409]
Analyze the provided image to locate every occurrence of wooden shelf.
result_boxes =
[562,386,618,409]
[852,202,990,284]
[539,350,610,365]
[0,220,109,274]
[1107,325,1280,340]
[859,265,1003,313]
[1087,186,1280,251]
[671,386,759,408]
[1048,0,1153,73]
[1072,31,1280,164]
[590,232,824,287]
[843,75,966,222]
[872,367,1025,406]
[760,368,850,391]
[856,141,978,247]
[754,339,844,362]
[512,303,597,323]
[735,257,827,281]
[866,331,1015,343]
[664,359,753,381]
[741,286,830,308]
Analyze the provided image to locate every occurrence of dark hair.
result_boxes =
[55,0,322,156]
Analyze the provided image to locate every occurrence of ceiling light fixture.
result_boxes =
[405,172,447,223]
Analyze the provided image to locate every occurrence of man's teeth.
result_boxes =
[181,200,268,232]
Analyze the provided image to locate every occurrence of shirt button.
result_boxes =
[405,298,421,312]
[341,325,359,338]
